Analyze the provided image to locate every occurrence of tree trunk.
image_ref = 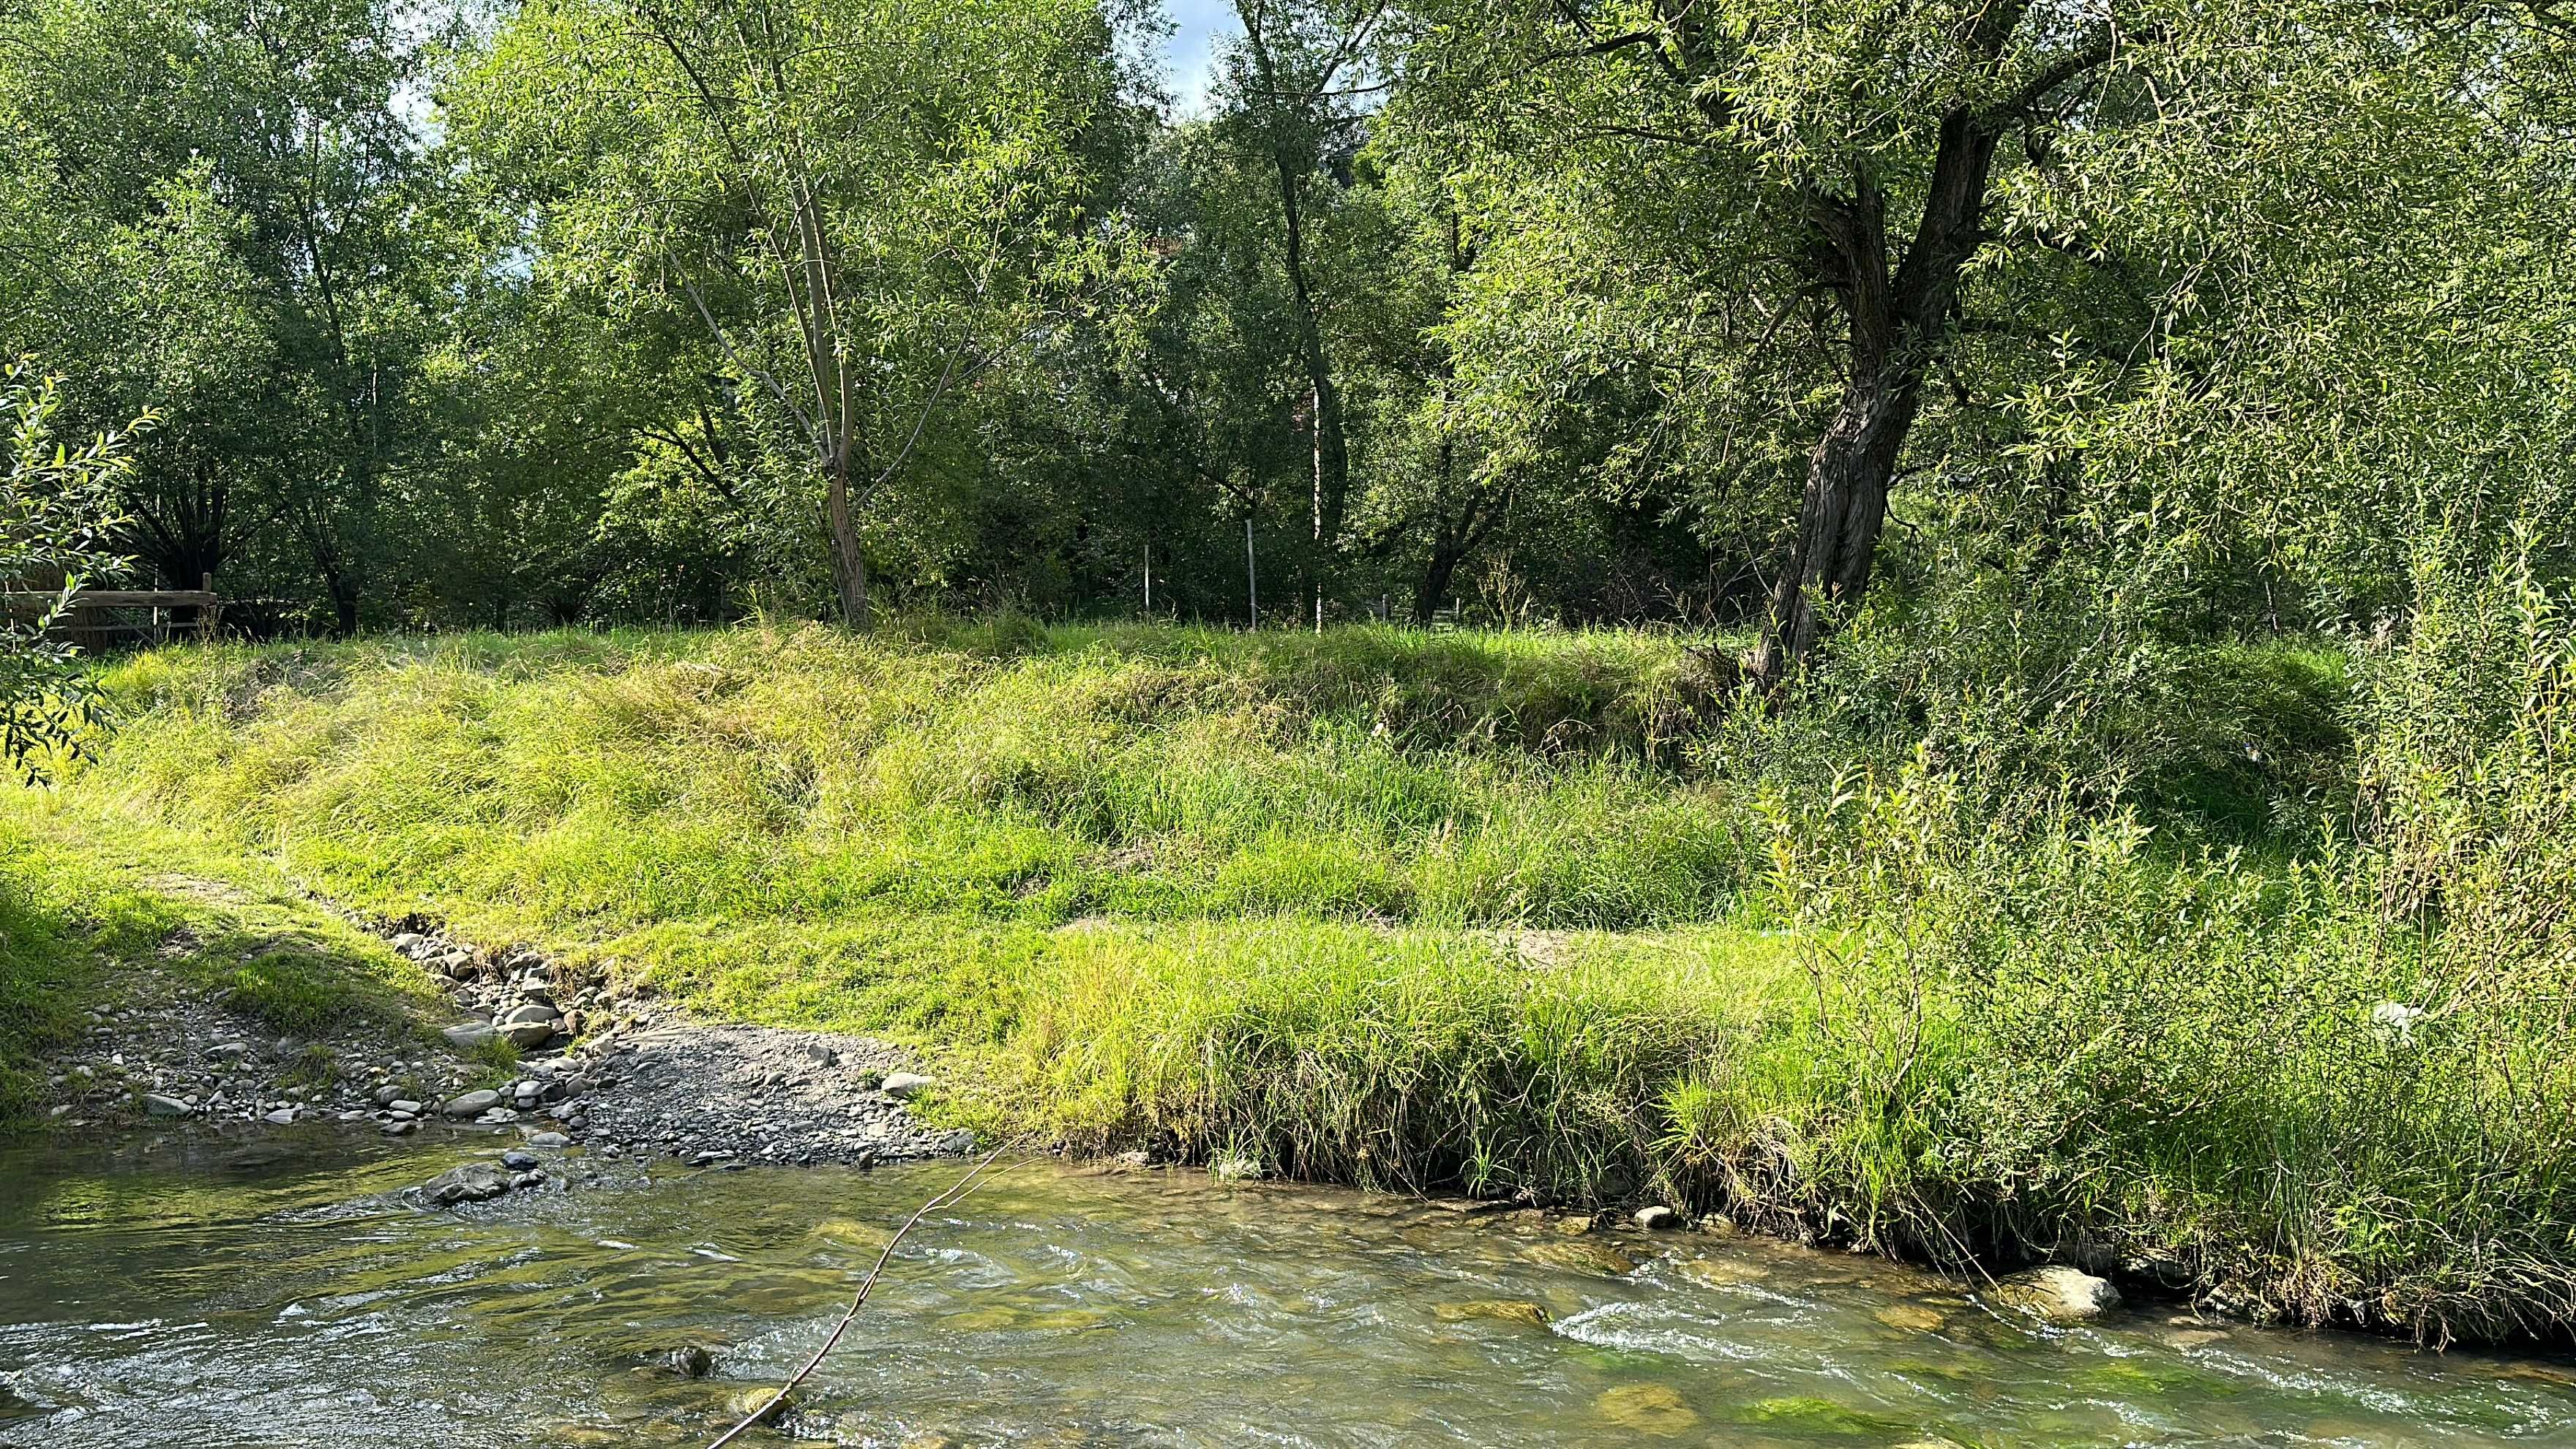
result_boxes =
[1416,542,1469,626]
[825,454,869,629]
[1751,370,1922,675]
[1415,446,1511,626]
[1751,108,2002,686]
[321,562,361,637]
[1275,156,1349,547]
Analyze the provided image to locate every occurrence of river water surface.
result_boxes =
[4,1131,2575,1447]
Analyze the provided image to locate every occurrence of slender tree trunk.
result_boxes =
[825,450,869,629]
[1275,156,1349,547]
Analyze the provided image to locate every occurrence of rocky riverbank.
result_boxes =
[35,908,973,1175]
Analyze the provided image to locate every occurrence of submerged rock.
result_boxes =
[1992,1265,2122,1322]
[660,1344,716,1378]
[1524,1240,1639,1276]
[1873,1303,1947,1333]
[1434,1299,1551,1328]
[1593,1383,1699,1435]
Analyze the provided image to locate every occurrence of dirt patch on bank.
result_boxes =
[37,880,972,1168]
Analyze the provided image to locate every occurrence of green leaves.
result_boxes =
[0,359,148,777]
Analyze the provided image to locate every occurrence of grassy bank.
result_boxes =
[0,798,472,1122]
[18,617,2576,1347]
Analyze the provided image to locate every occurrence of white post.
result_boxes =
[1246,517,1258,629]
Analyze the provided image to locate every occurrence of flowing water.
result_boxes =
[4,1131,2575,1448]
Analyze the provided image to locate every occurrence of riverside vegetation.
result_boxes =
[9,586,2575,1351]
[3,0,2575,1381]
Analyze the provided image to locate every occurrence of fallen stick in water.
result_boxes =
[705,1147,1011,1448]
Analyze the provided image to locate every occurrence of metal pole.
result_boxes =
[1143,542,1151,615]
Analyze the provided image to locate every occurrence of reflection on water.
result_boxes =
[3,1132,2574,1447]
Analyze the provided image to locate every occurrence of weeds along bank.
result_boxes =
[17,612,2576,1347]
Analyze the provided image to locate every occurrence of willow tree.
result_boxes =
[453,0,1129,626]
[1389,1,2133,678]
[1395,1,2576,681]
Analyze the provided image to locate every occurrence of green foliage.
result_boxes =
[2356,533,2576,984]
[0,0,439,624]
[0,361,143,777]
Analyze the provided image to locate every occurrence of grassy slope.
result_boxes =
[52,621,1805,1169]
[24,618,2576,1347]
[0,793,478,1123]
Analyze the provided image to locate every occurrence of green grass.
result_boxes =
[0,790,482,1133]
[82,620,1748,940]
[0,816,110,1125]
[21,617,2576,1349]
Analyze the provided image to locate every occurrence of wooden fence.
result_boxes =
[2,577,222,651]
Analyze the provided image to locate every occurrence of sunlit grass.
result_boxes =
[19,616,2576,1345]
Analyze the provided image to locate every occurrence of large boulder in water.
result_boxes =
[419,1162,513,1206]
[1992,1265,2122,1322]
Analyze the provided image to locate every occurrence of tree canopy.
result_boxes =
[0,0,2566,675]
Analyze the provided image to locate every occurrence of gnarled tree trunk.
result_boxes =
[1751,108,2004,687]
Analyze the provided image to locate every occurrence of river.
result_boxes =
[4,1131,2573,1447]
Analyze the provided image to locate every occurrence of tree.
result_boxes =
[0,0,439,632]
[1217,1,1385,565]
[451,0,1136,627]
[1396,0,2149,678]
